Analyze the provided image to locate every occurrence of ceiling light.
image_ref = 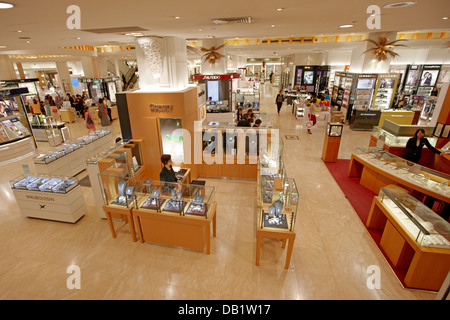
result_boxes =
[443,17,449,20]
[0,46,6,48]
[276,8,284,11]
[26,41,30,44]
[382,2,416,9]
[174,16,180,19]
[339,24,354,28]
[17,30,22,33]
[271,25,275,27]
[0,2,14,9]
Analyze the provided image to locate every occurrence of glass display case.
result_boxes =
[32,143,82,165]
[10,174,79,194]
[326,122,343,137]
[354,146,450,197]
[371,125,437,148]
[379,186,450,249]
[259,177,298,232]
[134,180,215,218]
[98,167,139,208]
[201,124,278,157]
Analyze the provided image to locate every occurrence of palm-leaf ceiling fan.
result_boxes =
[200,44,226,65]
[362,37,407,61]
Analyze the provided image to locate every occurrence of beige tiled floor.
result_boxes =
[0,84,437,300]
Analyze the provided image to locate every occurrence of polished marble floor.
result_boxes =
[0,84,437,300]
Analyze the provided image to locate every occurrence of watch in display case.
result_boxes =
[354,146,450,197]
[258,176,298,232]
[10,174,79,194]
[379,187,450,249]
[135,180,214,218]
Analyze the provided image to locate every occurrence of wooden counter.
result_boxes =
[134,201,217,254]
[348,153,450,204]
[367,196,450,291]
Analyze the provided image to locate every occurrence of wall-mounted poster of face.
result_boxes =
[405,69,419,86]
[420,70,439,87]
[304,71,314,85]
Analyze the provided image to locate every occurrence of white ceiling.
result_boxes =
[0,0,449,55]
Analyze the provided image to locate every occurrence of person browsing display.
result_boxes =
[403,129,441,164]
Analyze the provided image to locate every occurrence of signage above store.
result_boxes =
[150,103,173,113]
[191,74,241,81]
[0,87,29,97]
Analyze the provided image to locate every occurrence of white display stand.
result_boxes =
[0,137,35,166]
[34,147,86,177]
[12,185,86,223]
[82,133,114,159]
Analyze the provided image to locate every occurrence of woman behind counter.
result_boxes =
[403,128,441,164]
[159,154,181,183]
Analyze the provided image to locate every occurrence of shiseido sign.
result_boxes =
[150,104,173,113]
[191,74,240,81]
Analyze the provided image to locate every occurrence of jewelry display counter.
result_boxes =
[349,147,450,205]
[133,180,216,254]
[99,164,143,242]
[10,174,85,223]
[367,187,450,291]
[256,144,298,269]
[369,121,438,166]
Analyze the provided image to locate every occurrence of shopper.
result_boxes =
[243,108,256,123]
[403,128,441,164]
[275,90,284,115]
[235,108,243,123]
[31,99,40,114]
[159,154,180,183]
[306,99,317,134]
[39,101,46,115]
[253,119,262,127]
[97,98,110,127]
[84,106,96,133]
[103,96,113,122]
[269,71,273,83]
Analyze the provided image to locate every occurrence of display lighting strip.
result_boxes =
[223,31,450,46]
[9,54,70,59]
[59,45,95,51]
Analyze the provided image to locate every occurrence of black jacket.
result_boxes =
[403,137,440,163]
[159,166,177,182]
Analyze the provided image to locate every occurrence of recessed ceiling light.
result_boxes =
[17,30,22,33]
[0,2,14,9]
[271,25,275,27]
[382,2,416,9]
[0,45,6,48]
[26,41,30,44]
[276,8,284,11]
[174,16,180,19]
[339,24,354,28]
[76,37,81,40]
[443,17,449,20]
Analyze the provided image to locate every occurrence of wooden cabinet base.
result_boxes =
[134,202,217,254]
[103,205,137,242]
[256,229,295,270]
[367,197,450,291]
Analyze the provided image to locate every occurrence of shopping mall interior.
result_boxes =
[0,1,449,300]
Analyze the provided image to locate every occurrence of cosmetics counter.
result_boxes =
[367,186,450,291]
[256,138,299,269]
[9,174,86,223]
